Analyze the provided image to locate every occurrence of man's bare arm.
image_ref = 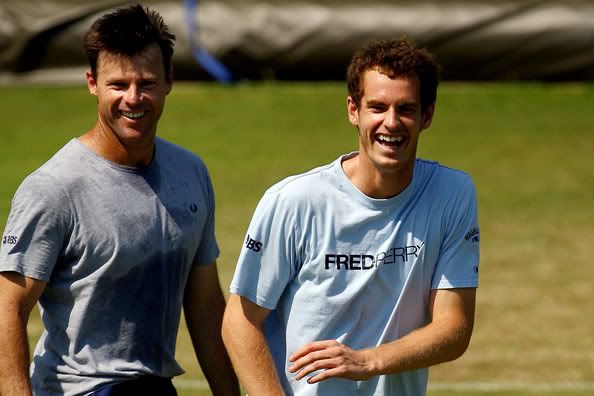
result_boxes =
[0,272,46,396]
[183,262,239,396]
[289,287,476,383]
[222,294,284,395]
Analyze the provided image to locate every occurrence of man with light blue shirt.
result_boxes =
[222,37,480,395]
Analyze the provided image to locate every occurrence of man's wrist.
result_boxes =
[359,347,382,378]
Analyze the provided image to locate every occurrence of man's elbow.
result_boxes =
[446,322,474,362]
[221,301,238,350]
[453,335,472,361]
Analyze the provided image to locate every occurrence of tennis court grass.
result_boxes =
[1,81,592,394]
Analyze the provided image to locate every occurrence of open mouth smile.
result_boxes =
[120,110,147,120]
[376,134,405,147]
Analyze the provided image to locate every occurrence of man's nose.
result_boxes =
[384,108,400,129]
[124,85,142,106]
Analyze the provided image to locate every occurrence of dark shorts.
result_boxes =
[91,376,177,396]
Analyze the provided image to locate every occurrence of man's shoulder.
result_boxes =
[264,160,336,200]
[413,159,477,214]
[156,137,207,170]
[24,139,82,182]
[415,158,474,189]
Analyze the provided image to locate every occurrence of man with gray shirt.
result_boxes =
[0,5,238,396]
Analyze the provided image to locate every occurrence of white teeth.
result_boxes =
[377,135,404,143]
[121,111,145,119]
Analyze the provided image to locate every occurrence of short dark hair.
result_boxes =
[347,38,440,111]
[83,4,175,77]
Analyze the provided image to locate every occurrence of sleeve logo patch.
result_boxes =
[244,234,263,252]
[464,227,480,243]
[2,235,18,245]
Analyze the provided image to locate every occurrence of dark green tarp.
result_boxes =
[1,0,593,83]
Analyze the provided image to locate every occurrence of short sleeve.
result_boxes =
[229,189,299,310]
[0,172,71,281]
[192,166,220,266]
[431,176,480,289]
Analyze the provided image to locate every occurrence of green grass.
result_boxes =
[1,82,593,395]
[428,392,594,396]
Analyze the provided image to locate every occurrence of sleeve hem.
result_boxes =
[0,263,50,282]
[229,285,277,310]
[431,279,478,289]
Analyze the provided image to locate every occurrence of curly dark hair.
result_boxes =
[83,4,175,77]
[347,38,441,111]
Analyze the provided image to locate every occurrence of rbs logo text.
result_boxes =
[245,234,263,252]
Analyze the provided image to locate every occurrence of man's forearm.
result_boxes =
[185,301,239,395]
[222,302,284,395]
[183,263,240,395]
[0,310,33,395]
[288,316,471,384]
[363,314,473,376]
[368,288,475,376]
[289,288,475,383]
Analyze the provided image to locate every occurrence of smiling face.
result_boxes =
[348,68,434,186]
[86,44,172,148]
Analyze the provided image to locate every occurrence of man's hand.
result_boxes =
[288,340,374,384]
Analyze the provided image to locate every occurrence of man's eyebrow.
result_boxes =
[365,99,419,107]
[365,99,387,106]
[397,101,419,108]
[105,78,125,84]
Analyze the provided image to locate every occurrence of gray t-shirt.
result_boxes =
[0,138,219,395]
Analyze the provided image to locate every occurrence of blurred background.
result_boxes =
[2,0,594,85]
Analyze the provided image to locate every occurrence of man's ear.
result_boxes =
[86,70,98,96]
[347,96,359,127]
[165,65,173,94]
[421,103,435,130]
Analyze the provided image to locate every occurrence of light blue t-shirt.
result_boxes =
[0,138,219,395]
[230,153,480,396]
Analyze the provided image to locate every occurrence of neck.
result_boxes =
[342,154,413,199]
[79,124,155,168]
